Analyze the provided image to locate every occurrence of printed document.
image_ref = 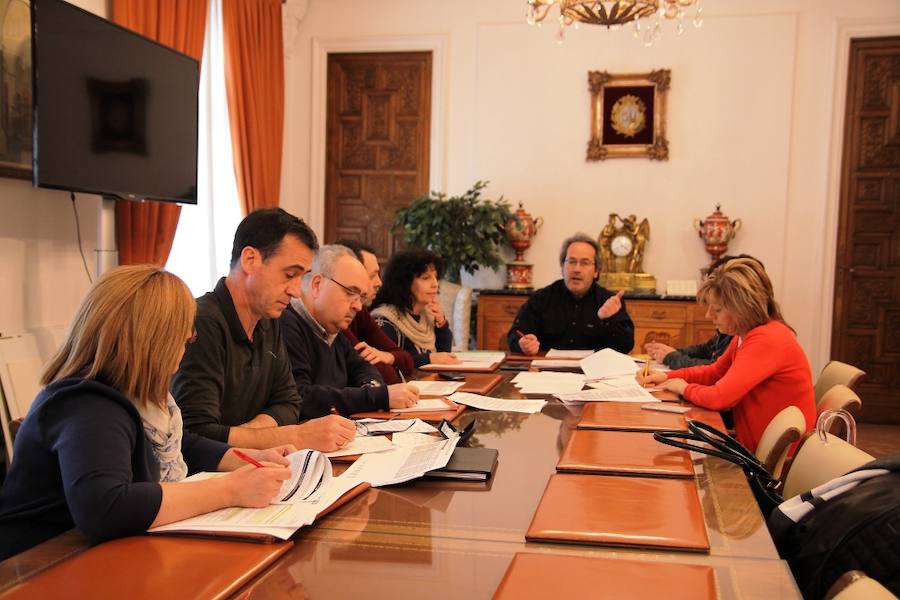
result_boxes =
[342,435,460,486]
[324,435,395,458]
[511,371,586,394]
[392,398,455,413]
[449,391,546,414]
[555,384,658,403]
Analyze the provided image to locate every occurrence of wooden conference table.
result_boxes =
[0,373,802,599]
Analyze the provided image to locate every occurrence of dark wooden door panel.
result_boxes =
[833,37,900,424]
[325,52,432,259]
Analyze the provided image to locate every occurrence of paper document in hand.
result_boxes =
[579,348,642,380]
[555,385,658,403]
[276,449,332,504]
[324,435,395,458]
[342,436,460,486]
[408,380,465,396]
[448,392,546,414]
[545,349,593,359]
[392,398,454,413]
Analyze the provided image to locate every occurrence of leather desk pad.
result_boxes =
[526,473,710,552]
[493,552,717,600]
[0,536,292,600]
[557,429,695,478]
[577,401,725,432]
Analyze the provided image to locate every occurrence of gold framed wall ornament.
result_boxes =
[587,69,670,161]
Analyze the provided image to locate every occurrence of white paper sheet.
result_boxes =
[529,359,584,371]
[391,432,440,447]
[324,436,395,457]
[511,371,586,394]
[391,398,454,413]
[555,384,658,403]
[408,380,465,395]
[545,349,594,359]
[342,436,460,486]
[448,391,546,414]
[451,351,506,363]
[579,348,642,379]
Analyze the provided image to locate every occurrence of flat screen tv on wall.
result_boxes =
[31,0,199,204]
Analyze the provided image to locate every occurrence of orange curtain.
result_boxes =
[221,0,284,215]
[112,0,208,266]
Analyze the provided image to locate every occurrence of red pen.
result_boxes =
[233,449,264,468]
[514,329,526,338]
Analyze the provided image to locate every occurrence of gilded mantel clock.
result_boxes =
[597,213,656,292]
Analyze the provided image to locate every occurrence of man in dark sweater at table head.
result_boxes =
[334,238,415,385]
[172,208,356,452]
[507,233,634,355]
[281,244,420,418]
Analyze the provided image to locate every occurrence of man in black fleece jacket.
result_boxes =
[281,244,420,418]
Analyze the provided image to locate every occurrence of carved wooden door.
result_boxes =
[832,37,900,424]
[324,52,431,257]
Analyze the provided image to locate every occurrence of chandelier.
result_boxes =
[526,0,703,45]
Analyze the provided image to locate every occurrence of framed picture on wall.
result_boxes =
[586,69,670,161]
[0,0,33,179]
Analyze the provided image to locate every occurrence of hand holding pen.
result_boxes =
[515,329,541,355]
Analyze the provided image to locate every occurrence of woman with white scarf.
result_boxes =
[370,249,460,367]
[0,265,295,560]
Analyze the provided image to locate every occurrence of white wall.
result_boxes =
[0,0,108,339]
[280,0,900,373]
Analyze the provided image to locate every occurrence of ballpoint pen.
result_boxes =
[233,449,264,468]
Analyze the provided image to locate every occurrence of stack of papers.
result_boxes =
[448,391,546,414]
[511,371,586,394]
[579,348,641,380]
[545,349,594,359]
[392,398,455,413]
[343,435,461,486]
[529,359,584,371]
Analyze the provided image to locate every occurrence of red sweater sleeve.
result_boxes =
[347,309,414,376]
[668,332,786,411]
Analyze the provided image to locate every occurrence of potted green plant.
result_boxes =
[393,181,514,284]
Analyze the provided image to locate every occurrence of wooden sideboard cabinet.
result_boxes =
[475,290,714,352]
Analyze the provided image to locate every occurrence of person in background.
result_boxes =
[334,239,414,384]
[171,208,355,452]
[644,255,764,368]
[370,249,459,367]
[280,244,420,418]
[637,258,816,453]
[0,266,294,560]
[507,233,634,355]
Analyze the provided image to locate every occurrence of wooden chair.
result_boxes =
[782,430,874,499]
[814,360,865,405]
[826,571,898,600]
[755,405,805,480]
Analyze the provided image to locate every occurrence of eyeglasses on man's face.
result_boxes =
[564,258,595,268]
[326,276,369,305]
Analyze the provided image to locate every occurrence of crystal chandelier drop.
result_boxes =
[525,0,704,45]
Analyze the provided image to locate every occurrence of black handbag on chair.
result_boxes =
[653,420,783,518]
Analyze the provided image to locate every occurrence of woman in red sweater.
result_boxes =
[638,258,815,452]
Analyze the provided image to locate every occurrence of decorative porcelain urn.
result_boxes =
[505,202,544,289]
[693,204,742,263]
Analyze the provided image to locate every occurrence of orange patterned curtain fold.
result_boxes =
[112,0,208,266]
[221,0,284,214]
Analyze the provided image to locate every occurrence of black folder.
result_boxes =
[424,447,499,481]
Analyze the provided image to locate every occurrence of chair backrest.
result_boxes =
[0,335,46,461]
[827,571,898,600]
[782,430,875,499]
[755,405,805,479]
[437,280,473,351]
[817,384,862,436]
[815,360,865,404]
